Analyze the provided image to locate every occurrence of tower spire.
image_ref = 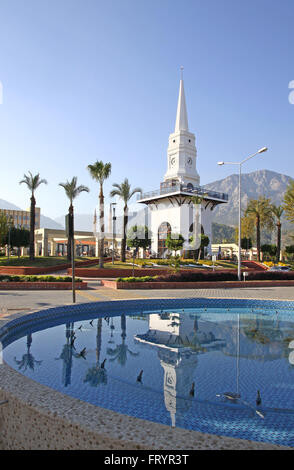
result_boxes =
[175,67,189,132]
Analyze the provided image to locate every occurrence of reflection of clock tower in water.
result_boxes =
[159,348,198,428]
[137,70,228,256]
[135,313,199,428]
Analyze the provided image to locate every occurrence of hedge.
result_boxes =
[117,270,294,283]
[117,276,156,283]
[0,275,82,283]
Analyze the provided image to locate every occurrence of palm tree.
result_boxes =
[283,179,294,224]
[55,323,75,387]
[106,315,139,366]
[110,179,142,262]
[87,161,112,268]
[19,172,47,260]
[245,197,274,261]
[14,334,42,371]
[271,204,284,262]
[84,318,107,386]
[59,177,89,261]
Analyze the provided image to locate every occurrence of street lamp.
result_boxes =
[110,203,117,265]
[217,147,268,281]
[7,224,11,263]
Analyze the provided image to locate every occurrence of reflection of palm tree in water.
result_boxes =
[84,318,107,386]
[107,314,139,366]
[108,317,115,344]
[55,323,74,387]
[14,333,42,371]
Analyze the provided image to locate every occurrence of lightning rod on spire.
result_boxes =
[180,66,184,80]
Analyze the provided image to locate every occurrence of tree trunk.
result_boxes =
[99,187,104,268]
[67,205,74,261]
[29,195,36,260]
[121,205,128,263]
[276,222,281,262]
[121,314,126,340]
[256,215,261,261]
[96,318,102,366]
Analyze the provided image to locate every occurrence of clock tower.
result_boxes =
[164,73,200,187]
[137,71,228,257]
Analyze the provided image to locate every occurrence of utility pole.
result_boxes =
[111,203,117,265]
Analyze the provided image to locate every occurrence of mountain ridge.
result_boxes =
[0,198,63,230]
[204,169,293,227]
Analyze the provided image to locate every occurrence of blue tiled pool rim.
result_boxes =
[2,297,294,448]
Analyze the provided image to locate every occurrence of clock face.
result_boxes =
[187,157,192,166]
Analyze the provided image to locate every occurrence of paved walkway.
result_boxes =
[0,283,294,321]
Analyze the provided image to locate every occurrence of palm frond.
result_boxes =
[59,177,89,204]
[129,187,143,199]
[110,179,143,204]
[271,204,284,220]
[87,161,112,184]
[19,172,47,194]
[109,189,120,198]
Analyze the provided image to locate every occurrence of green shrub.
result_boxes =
[117,270,294,283]
[0,275,82,283]
[117,276,156,283]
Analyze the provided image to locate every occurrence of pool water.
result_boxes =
[3,302,294,447]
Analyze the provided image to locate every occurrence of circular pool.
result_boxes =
[1,298,294,448]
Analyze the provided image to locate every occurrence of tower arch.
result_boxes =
[158,222,171,258]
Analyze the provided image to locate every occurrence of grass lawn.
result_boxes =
[0,256,96,267]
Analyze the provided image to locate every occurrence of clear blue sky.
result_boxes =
[0,0,293,218]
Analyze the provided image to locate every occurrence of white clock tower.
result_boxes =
[137,71,228,257]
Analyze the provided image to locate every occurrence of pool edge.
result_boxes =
[0,298,292,451]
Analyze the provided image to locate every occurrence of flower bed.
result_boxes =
[0,275,87,290]
[0,282,87,290]
[0,275,82,282]
[100,270,294,289]
[102,279,294,290]
[117,270,294,283]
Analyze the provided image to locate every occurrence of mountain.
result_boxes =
[0,199,22,210]
[212,223,235,244]
[40,215,63,230]
[204,169,293,227]
[0,198,63,230]
[55,214,92,231]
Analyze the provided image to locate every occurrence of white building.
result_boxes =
[137,74,228,257]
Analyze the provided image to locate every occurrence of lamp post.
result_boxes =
[7,224,11,263]
[218,147,268,281]
[110,203,117,265]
